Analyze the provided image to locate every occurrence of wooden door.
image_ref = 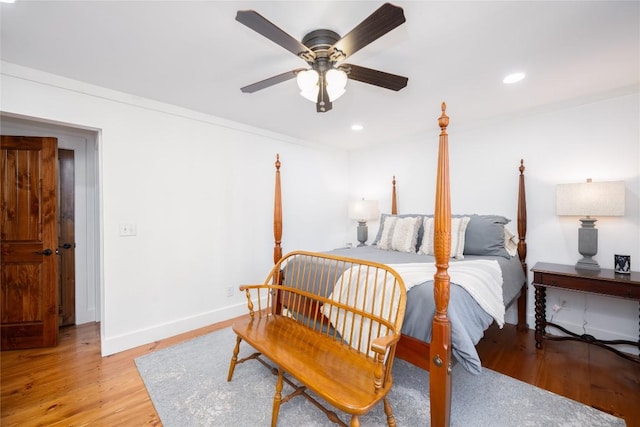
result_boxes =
[1,136,59,349]
[58,149,75,326]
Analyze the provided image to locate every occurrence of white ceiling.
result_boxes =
[1,1,638,150]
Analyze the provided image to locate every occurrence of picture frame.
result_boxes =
[614,254,631,274]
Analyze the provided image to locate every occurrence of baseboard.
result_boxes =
[100,302,247,356]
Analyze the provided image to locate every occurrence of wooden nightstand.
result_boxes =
[531,262,640,363]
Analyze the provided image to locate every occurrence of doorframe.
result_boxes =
[0,113,101,325]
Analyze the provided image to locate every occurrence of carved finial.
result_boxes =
[519,159,525,175]
[438,102,449,131]
[275,154,281,171]
[392,175,396,186]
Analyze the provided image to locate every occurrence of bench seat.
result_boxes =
[232,314,392,414]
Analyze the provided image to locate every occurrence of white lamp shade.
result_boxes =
[556,180,625,217]
[348,199,380,221]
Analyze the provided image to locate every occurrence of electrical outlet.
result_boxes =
[226,286,234,298]
[552,300,568,313]
[119,223,137,236]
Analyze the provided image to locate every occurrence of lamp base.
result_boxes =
[575,257,601,271]
[576,217,600,272]
[356,221,368,247]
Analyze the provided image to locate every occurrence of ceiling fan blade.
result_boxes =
[241,68,306,93]
[330,3,406,61]
[343,64,408,91]
[236,10,316,61]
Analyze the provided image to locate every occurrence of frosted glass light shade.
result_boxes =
[297,69,319,102]
[326,68,347,101]
[297,68,347,103]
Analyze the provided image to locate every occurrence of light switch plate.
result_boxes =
[119,223,137,236]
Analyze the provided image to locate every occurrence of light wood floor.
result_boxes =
[2,319,638,426]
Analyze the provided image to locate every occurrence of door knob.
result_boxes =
[34,248,53,256]
[59,243,73,249]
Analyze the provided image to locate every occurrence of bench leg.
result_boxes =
[383,398,397,427]
[271,369,284,427]
[349,415,360,426]
[227,335,242,382]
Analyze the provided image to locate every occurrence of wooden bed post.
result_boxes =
[516,159,529,331]
[430,102,452,427]
[391,176,398,215]
[274,154,283,264]
[273,155,284,316]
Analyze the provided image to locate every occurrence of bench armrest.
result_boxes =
[237,284,276,317]
[238,284,270,291]
[370,333,400,355]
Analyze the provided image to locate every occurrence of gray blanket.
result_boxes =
[324,246,525,374]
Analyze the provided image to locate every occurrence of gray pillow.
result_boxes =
[461,214,511,258]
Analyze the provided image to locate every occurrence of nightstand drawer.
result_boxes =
[532,262,640,301]
[534,270,640,300]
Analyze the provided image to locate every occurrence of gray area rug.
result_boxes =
[135,327,625,426]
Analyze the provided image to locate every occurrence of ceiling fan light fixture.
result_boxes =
[236,4,407,112]
[297,68,347,103]
[326,68,348,101]
[297,69,320,101]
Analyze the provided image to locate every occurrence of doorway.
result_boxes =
[1,114,101,327]
[58,149,76,326]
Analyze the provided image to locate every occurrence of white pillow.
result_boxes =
[376,216,397,250]
[504,227,518,257]
[419,216,471,259]
[391,216,421,253]
[377,216,421,253]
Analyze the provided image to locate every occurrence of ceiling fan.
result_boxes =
[236,3,408,113]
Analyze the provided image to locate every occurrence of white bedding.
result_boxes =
[322,260,505,357]
[386,260,505,327]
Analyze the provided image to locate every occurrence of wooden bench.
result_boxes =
[227,251,407,427]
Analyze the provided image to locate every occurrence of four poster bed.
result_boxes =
[270,103,529,426]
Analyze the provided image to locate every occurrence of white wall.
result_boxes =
[349,93,640,351]
[1,62,349,355]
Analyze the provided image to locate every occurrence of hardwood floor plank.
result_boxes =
[2,319,638,426]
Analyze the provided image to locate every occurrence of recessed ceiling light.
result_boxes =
[503,72,525,84]
[0,0,16,3]
[351,124,364,131]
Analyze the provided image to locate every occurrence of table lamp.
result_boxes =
[556,179,625,271]
[348,199,380,246]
